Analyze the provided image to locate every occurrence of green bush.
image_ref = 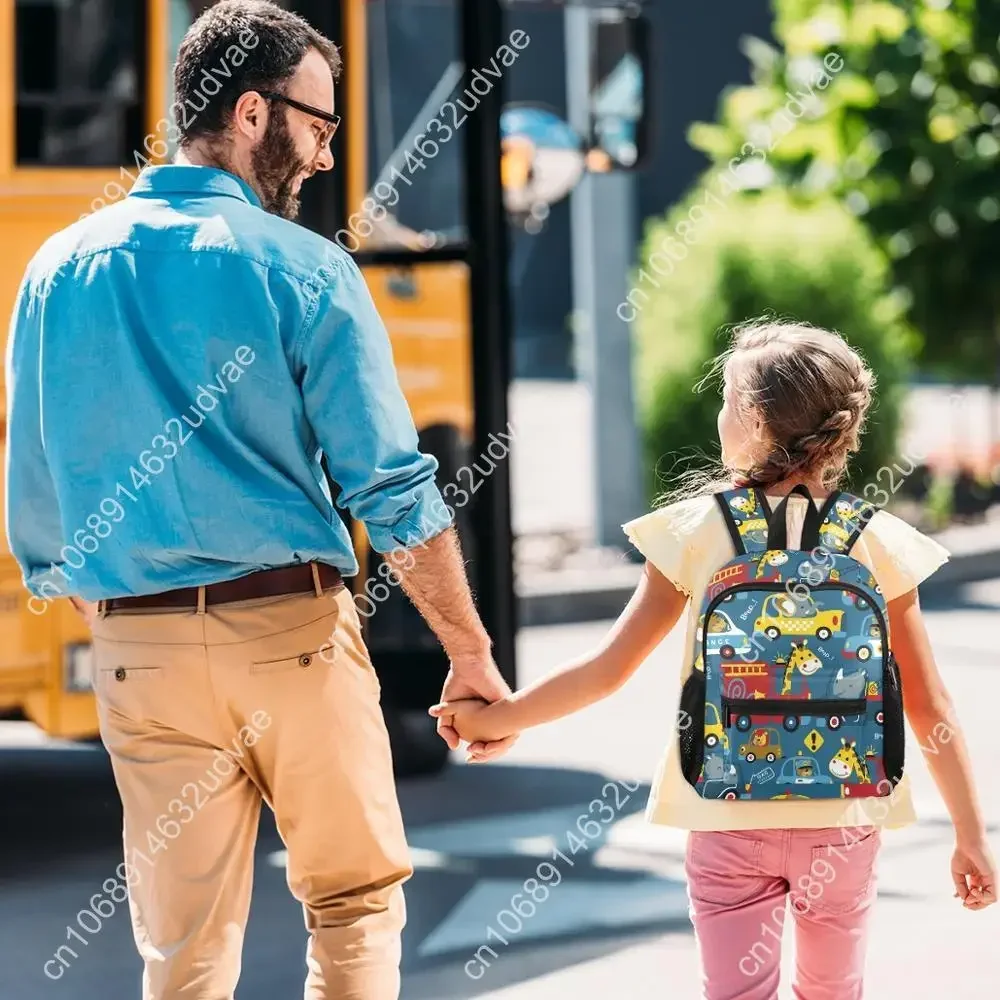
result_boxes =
[630,185,918,504]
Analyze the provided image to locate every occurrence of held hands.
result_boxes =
[429,696,516,748]
[434,649,519,763]
[952,836,997,910]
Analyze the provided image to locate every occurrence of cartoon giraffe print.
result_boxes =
[755,550,789,579]
[779,640,823,696]
[829,738,871,783]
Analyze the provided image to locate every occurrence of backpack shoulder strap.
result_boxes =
[714,486,772,556]
[812,491,879,556]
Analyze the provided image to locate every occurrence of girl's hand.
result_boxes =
[429,696,517,747]
[951,837,997,910]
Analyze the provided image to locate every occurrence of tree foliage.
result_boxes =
[632,188,915,502]
[688,0,1000,381]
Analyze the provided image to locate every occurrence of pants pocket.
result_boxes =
[250,647,331,674]
[801,829,880,915]
[686,831,767,907]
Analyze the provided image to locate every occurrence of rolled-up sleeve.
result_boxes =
[294,253,453,553]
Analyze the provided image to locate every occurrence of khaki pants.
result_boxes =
[91,583,412,1000]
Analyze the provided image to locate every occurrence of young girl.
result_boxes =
[431,321,996,999]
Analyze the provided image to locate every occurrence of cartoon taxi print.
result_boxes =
[843,613,883,661]
[738,726,783,763]
[702,610,753,658]
[754,593,844,641]
[818,521,851,551]
[738,517,769,547]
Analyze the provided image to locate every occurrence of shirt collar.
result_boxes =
[128,165,262,209]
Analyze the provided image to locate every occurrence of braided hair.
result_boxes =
[720,320,874,490]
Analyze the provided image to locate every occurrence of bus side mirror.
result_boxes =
[584,9,652,172]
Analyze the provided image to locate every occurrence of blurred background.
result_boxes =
[1,0,998,997]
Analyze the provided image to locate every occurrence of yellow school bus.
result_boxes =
[1,0,649,773]
[0,0,478,764]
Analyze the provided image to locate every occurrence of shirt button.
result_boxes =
[114,667,127,682]
[299,654,312,668]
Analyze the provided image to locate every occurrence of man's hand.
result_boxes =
[437,654,518,763]
[387,526,519,762]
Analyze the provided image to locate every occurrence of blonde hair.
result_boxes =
[654,319,875,505]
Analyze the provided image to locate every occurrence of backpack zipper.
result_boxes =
[723,696,867,728]
[700,580,887,662]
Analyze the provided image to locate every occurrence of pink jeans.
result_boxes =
[685,827,881,1000]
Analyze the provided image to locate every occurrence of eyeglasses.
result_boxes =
[256,90,341,145]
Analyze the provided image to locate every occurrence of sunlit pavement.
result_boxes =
[1,579,998,1000]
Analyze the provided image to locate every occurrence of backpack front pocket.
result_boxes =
[719,697,880,799]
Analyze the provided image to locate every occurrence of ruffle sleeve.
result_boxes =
[860,509,950,602]
[621,495,718,598]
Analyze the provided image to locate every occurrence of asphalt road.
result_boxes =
[1,579,998,1000]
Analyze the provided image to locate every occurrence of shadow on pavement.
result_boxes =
[0,745,692,1000]
[921,578,1000,614]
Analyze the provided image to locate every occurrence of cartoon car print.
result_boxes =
[703,702,729,750]
[843,614,883,661]
[737,517,768,547]
[734,707,846,734]
[708,562,752,599]
[776,756,833,786]
[703,610,753,658]
[797,558,831,585]
[842,590,870,610]
[753,593,844,641]
[738,726,783,763]
[867,680,884,726]
[819,522,851,550]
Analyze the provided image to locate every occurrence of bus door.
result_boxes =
[291,0,517,775]
[0,0,170,737]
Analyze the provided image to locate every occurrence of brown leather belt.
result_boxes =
[101,562,344,613]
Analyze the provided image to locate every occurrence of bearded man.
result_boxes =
[4,2,513,997]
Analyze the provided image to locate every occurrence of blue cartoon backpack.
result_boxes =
[679,484,905,802]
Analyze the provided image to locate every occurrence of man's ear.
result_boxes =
[232,91,267,140]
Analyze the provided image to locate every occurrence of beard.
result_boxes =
[250,110,310,220]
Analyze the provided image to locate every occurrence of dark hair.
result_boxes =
[173,0,341,146]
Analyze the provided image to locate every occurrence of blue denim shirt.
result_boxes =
[4,165,450,601]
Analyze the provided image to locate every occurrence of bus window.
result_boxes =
[15,0,148,167]
[362,0,466,252]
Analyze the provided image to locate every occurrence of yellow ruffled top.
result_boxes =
[622,492,950,831]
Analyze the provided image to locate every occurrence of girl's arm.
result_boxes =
[432,560,688,742]
[889,587,996,908]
